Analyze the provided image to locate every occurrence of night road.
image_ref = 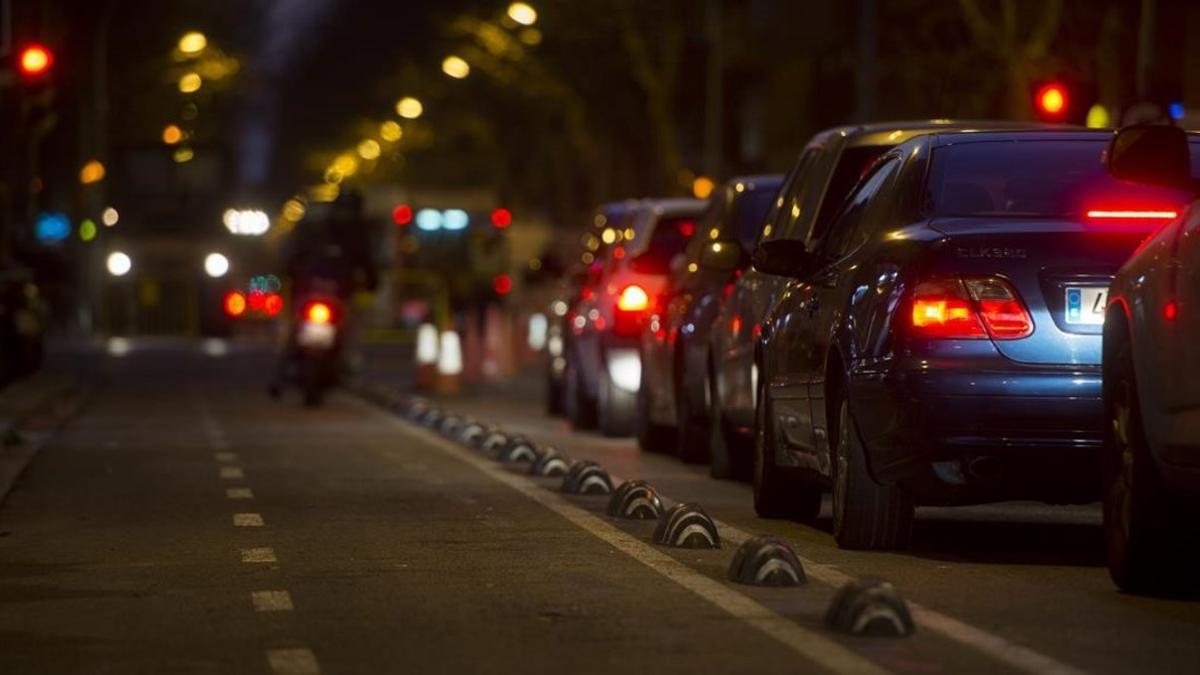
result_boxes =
[0,340,1197,674]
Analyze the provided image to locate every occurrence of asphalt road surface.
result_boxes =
[2,339,1198,674]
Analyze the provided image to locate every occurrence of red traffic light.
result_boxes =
[19,44,53,78]
[223,291,247,317]
[392,204,413,226]
[492,273,513,296]
[491,208,512,229]
[1035,83,1068,118]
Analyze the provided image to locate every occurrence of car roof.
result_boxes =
[638,198,707,216]
[727,174,785,192]
[806,119,1076,150]
[918,128,1200,148]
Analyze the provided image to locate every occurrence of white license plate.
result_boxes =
[297,321,336,348]
[1064,286,1107,325]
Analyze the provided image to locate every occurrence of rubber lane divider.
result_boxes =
[358,398,891,675]
[357,389,1091,675]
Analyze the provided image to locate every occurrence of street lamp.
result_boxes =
[507,3,538,26]
[106,251,132,277]
[396,96,423,119]
[178,72,202,93]
[204,253,230,278]
[178,31,208,55]
[357,139,381,160]
[102,207,119,226]
[442,56,470,79]
[162,124,183,145]
[380,120,402,142]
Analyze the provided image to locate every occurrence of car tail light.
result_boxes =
[305,301,332,324]
[962,277,1033,339]
[910,277,1032,340]
[911,279,986,338]
[1085,209,1178,221]
[617,284,649,312]
[264,293,283,317]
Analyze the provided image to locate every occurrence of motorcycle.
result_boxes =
[290,295,344,406]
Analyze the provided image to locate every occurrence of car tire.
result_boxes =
[831,398,914,550]
[675,374,710,464]
[636,382,675,452]
[598,370,636,437]
[1104,330,1182,593]
[565,362,597,430]
[753,376,820,521]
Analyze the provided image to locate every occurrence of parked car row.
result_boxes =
[544,120,1200,593]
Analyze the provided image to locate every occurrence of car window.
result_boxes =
[731,183,781,249]
[811,145,892,244]
[821,156,901,260]
[768,149,822,242]
[630,215,699,274]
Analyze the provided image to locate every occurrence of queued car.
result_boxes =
[708,121,1022,483]
[564,198,706,436]
[1101,124,1200,592]
[637,175,784,462]
[545,201,639,415]
[752,128,1197,550]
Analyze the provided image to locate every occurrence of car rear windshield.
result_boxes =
[733,184,781,247]
[631,215,698,274]
[926,139,1200,224]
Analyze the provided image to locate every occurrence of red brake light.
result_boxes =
[678,220,696,237]
[392,204,413,226]
[1085,209,1178,221]
[617,284,650,312]
[305,301,332,324]
[910,277,1032,340]
[493,274,513,296]
[264,293,283,317]
[223,291,246,317]
[19,45,52,77]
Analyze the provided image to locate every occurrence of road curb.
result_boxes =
[0,373,95,507]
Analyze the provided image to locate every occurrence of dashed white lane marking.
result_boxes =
[233,513,265,527]
[215,451,238,463]
[241,547,278,563]
[226,487,255,500]
[267,648,320,675]
[252,590,294,612]
[219,466,245,480]
[374,409,887,675]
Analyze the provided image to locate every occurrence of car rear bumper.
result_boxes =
[849,355,1102,502]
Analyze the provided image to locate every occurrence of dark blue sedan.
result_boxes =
[752,129,1186,549]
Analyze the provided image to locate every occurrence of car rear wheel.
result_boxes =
[565,362,597,430]
[636,382,675,452]
[675,371,710,464]
[753,377,820,521]
[1104,331,1181,593]
[832,398,913,550]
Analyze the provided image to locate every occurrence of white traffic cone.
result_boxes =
[437,329,463,394]
[414,323,439,391]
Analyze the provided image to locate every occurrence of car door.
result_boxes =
[769,155,903,472]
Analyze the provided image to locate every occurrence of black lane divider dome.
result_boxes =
[439,415,463,436]
[481,430,510,453]
[727,536,806,586]
[530,447,571,477]
[606,480,664,520]
[459,421,486,445]
[407,400,429,421]
[560,461,613,495]
[824,578,914,638]
[497,435,538,463]
[421,408,443,427]
[653,503,721,549]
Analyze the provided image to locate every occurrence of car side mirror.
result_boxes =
[1107,124,1194,191]
[697,239,746,271]
[751,239,818,278]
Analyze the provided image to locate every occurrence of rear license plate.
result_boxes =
[297,321,336,348]
[1065,286,1107,325]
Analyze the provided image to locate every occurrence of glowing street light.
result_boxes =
[442,55,470,79]
[178,31,208,55]
[357,139,381,160]
[223,209,270,236]
[19,45,53,77]
[162,124,183,145]
[179,72,202,93]
[106,251,132,277]
[80,160,106,185]
[380,120,403,142]
[102,207,119,226]
[396,97,423,119]
[204,252,230,278]
[507,3,538,26]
